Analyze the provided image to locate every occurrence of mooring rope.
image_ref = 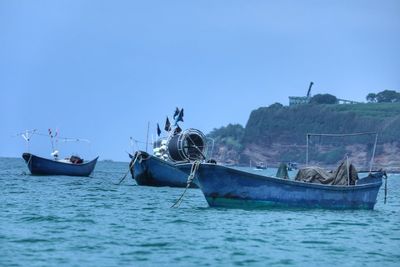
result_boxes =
[171,160,201,208]
[384,171,388,204]
[116,152,141,185]
[21,154,33,175]
[27,153,33,166]
[346,155,350,186]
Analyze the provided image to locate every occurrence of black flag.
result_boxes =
[173,107,180,120]
[156,123,161,136]
[164,117,171,131]
[176,108,184,123]
[175,125,182,134]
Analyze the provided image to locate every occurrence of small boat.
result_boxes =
[130,128,213,187]
[287,162,298,171]
[22,153,98,177]
[18,129,98,177]
[128,108,213,188]
[254,162,267,170]
[177,162,385,210]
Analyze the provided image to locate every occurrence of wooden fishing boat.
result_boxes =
[176,162,385,210]
[18,129,98,177]
[175,132,386,210]
[130,151,197,188]
[22,153,98,177]
[127,108,213,188]
[129,127,211,188]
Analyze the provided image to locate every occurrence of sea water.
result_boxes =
[0,158,399,267]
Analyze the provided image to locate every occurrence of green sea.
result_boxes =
[1,158,399,266]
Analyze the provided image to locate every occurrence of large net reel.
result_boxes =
[166,128,207,162]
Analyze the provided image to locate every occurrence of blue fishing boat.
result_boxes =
[130,151,197,188]
[176,163,385,210]
[22,153,98,177]
[174,132,386,210]
[18,129,98,177]
[127,108,214,188]
[129,127,213,187]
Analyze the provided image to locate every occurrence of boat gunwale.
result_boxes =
[23,153,99,167]
[137,151,189,167]
[175,162,383,191]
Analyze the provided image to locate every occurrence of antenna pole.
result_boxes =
[346,154,350,186]
[145,121,150,153]
[306,134,309,166]
[25,130,30,152]
[369,133,378,173]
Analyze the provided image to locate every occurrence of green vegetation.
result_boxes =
[208,124,245,151]
[244,103,400,144]
[327,102,400,118]
[310,94,338,104]
[366,90,400,103]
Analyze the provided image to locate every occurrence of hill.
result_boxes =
[208,103,400,171]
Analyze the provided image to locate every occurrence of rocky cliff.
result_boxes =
[208,103,400,172]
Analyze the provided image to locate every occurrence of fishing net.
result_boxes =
[295,160,358,185]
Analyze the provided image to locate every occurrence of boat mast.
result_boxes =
[145,121,150,153]
[369,133,378,173]
[306,132,378,170]
[20,129,37,152]
[306,134,309,166]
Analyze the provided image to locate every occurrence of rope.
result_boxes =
[171,160,201,208]
[384,171,388,204]
[27,153,33,167]
[346,155,350,186]
[21,154,33,175]
[116,152,141,185]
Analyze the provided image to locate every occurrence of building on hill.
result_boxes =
[289,96,360,106]
[289,82,313,106]
[288,82,361,106]
[289,96,311,106]
[337,99,361,104]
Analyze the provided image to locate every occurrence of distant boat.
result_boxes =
[254,162,267,170]
[22,153,98,176]
[177,162,385,210]
[287,162,298,171]
[249,160,267,170]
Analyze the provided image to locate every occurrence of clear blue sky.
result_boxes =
[1,0,399,161]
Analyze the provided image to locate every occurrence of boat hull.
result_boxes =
[177,163,383,210]
[22,153,98,177]
[131,152,196,188]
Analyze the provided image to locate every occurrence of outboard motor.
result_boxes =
[167,128,207,162]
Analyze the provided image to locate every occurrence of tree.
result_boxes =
[366,93,377,103]
[376,90,400,103]
[310,94,338,104]
[208,124,245,141]
[208,124,245,151]
[269,102,284,109]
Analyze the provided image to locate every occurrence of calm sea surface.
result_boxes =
[1,158,399,267]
